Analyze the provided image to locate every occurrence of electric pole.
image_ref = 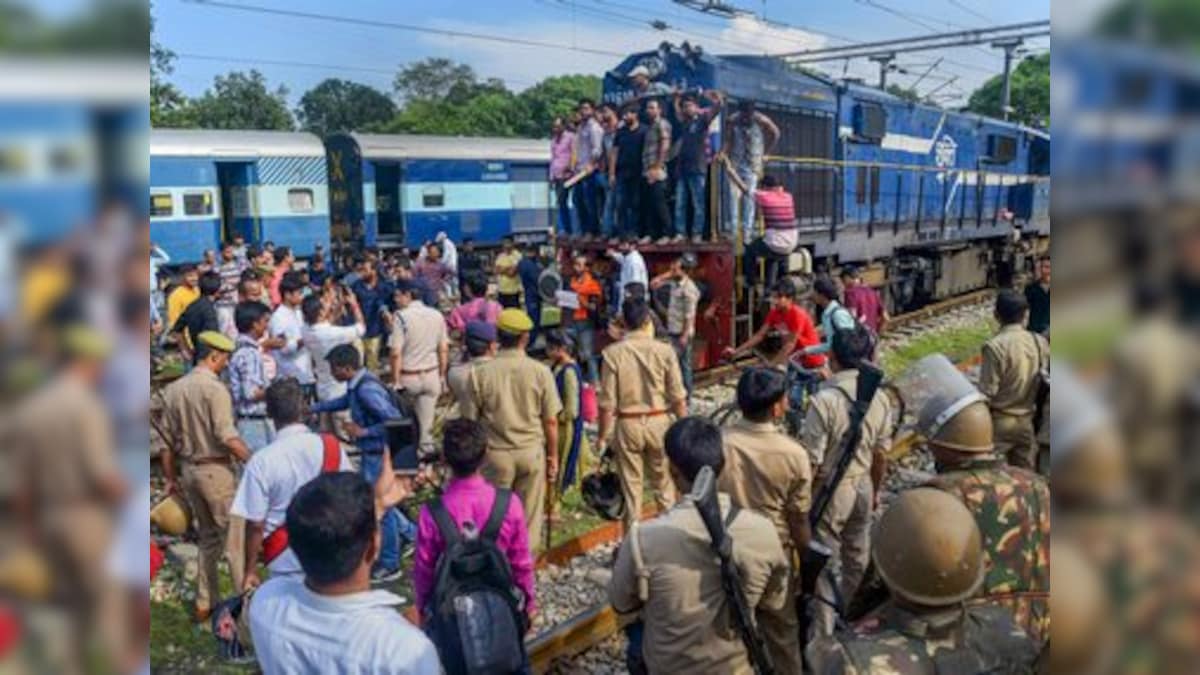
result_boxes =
[869,53,896,89]
[992,38,1023,121]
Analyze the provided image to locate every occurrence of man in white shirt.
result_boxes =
[301,292,366,403]
[248,470,440,675]
[234,378,353,587]
[268,272,314,395]
[607,237,648,315]
[435,231,459,299]
[388,279,449,457]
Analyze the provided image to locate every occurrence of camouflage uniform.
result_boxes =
[925,457,1050,646]
[806,603,1037,675]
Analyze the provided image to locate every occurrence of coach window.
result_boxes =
[422,186,445,208]
[150,192,174,217]
[183,191,214,216]
[287,187,315,213]
[48,144,85,175]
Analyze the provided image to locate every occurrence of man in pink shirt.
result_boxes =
[413,418,536,623]
[446,272,502,336]
[840,265,888,335]
[744,175,798,289]
[268,246,294,307]
[550,116,576,238]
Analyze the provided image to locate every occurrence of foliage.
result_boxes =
[879,319,996,378]
[188,70,294,131]
[885,84,925,104]
[1096,0,1200,49]
[514,74,602,136]
[965,53,1050,128]
[0,0,147,53]
[152,8,194,129]
[296,79,397,135]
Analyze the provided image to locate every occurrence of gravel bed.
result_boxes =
[531,542,617,633]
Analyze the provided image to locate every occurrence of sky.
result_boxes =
[153,0,1054,109]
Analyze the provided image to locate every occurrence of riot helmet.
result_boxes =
[872,487,985,606]
[895,354,990,452]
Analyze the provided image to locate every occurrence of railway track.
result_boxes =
[526,290,996,673]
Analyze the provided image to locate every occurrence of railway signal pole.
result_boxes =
[991,38,1024,121]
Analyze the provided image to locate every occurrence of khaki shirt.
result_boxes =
[598,329,686,414]
[391,300,447,372]
[980,323,1047,417]
[466,349,562,452]
[447,355,490,418]
[718,420,813,554]
[162,367,239,462]
[609,494,789,675]
[10,374,119,510]
[666,277,700,336]
[800,369,894,480]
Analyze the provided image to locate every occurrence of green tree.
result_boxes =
[885,84,924,104]
[151,7,195,128]
[393,57,480,102]
[297,79,396,135]
[514,74,602,136]
[965,53,1049,128]
[189,70,293,131]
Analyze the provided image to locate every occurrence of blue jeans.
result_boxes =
[554,181,574,236]
[237,418,275,453]
[671,336,694,400]
[525,300,542,350]
[359,451,417,569]
[614,177,641,239]
[598,173,617,238]
[568,322,599,384]
[724,165,758,242]
[673,172,706,239]
[572,174,600,237]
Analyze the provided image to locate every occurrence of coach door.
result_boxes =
[372,161,403,243]
[216,161,257,243]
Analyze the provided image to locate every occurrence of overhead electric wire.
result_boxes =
[180,0,625,58]
[945,0,993,23]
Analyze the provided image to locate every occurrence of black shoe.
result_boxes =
[370,564,403,584]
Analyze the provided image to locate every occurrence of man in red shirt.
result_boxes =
[840,266,888,335]
[567,254,604,383]
[724,277,824,369]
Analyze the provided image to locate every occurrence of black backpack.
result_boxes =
[425,489,528,675]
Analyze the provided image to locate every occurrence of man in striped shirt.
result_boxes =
[744,175,798,290]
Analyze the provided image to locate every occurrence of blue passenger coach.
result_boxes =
[150,130,329,263]
[325,133,553,249]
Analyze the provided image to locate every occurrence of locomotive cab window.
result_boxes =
[182,191,213,216]
[287,188,315,213]
[150,192,173,217]
[986,135,1017,164]
[853,102,886,142]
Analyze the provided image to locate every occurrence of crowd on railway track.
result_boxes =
[143,207,1060,674]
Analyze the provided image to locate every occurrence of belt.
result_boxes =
[188,456,232,466]
[617,409,668,419]
[991,408,1033,418]
[401,367,438,375]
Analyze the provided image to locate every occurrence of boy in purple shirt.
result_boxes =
[413,419,537,623]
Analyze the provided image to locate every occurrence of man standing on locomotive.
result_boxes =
[671,89,723,243]
[649,252,701,399]
[723,100,780,244]
[641,98,672,244]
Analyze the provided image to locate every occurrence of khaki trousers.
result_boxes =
[363,336,382,373]
[43,507,121,675]
[994,413,1037,470]
[612,415,676,532]
[758,570,802,674]
[181,463,244,611]
[399,370,441,454]
[483,447,546,551]
[811,473,872,638]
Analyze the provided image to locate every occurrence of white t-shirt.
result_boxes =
[303,321,365,401]
[764,227,799,256]
[230,425,353,576]
[269,304,315,384]
[610,249,648,311]
[249,575,441,675]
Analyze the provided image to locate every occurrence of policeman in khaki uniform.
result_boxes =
[609,418,790,675]
[161,331,253,621]
[597,297,688,531]
[799,327,894,638]
[388,278,449,456]
[465,309,561,549]
[897,353,1050,648]
[446,321,497,419]
[717,367,811,674]
[806,488,1038,674]
[979,289,1049,470]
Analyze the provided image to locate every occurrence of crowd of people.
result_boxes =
[150,208,1055,674]
[550,92,781,247]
